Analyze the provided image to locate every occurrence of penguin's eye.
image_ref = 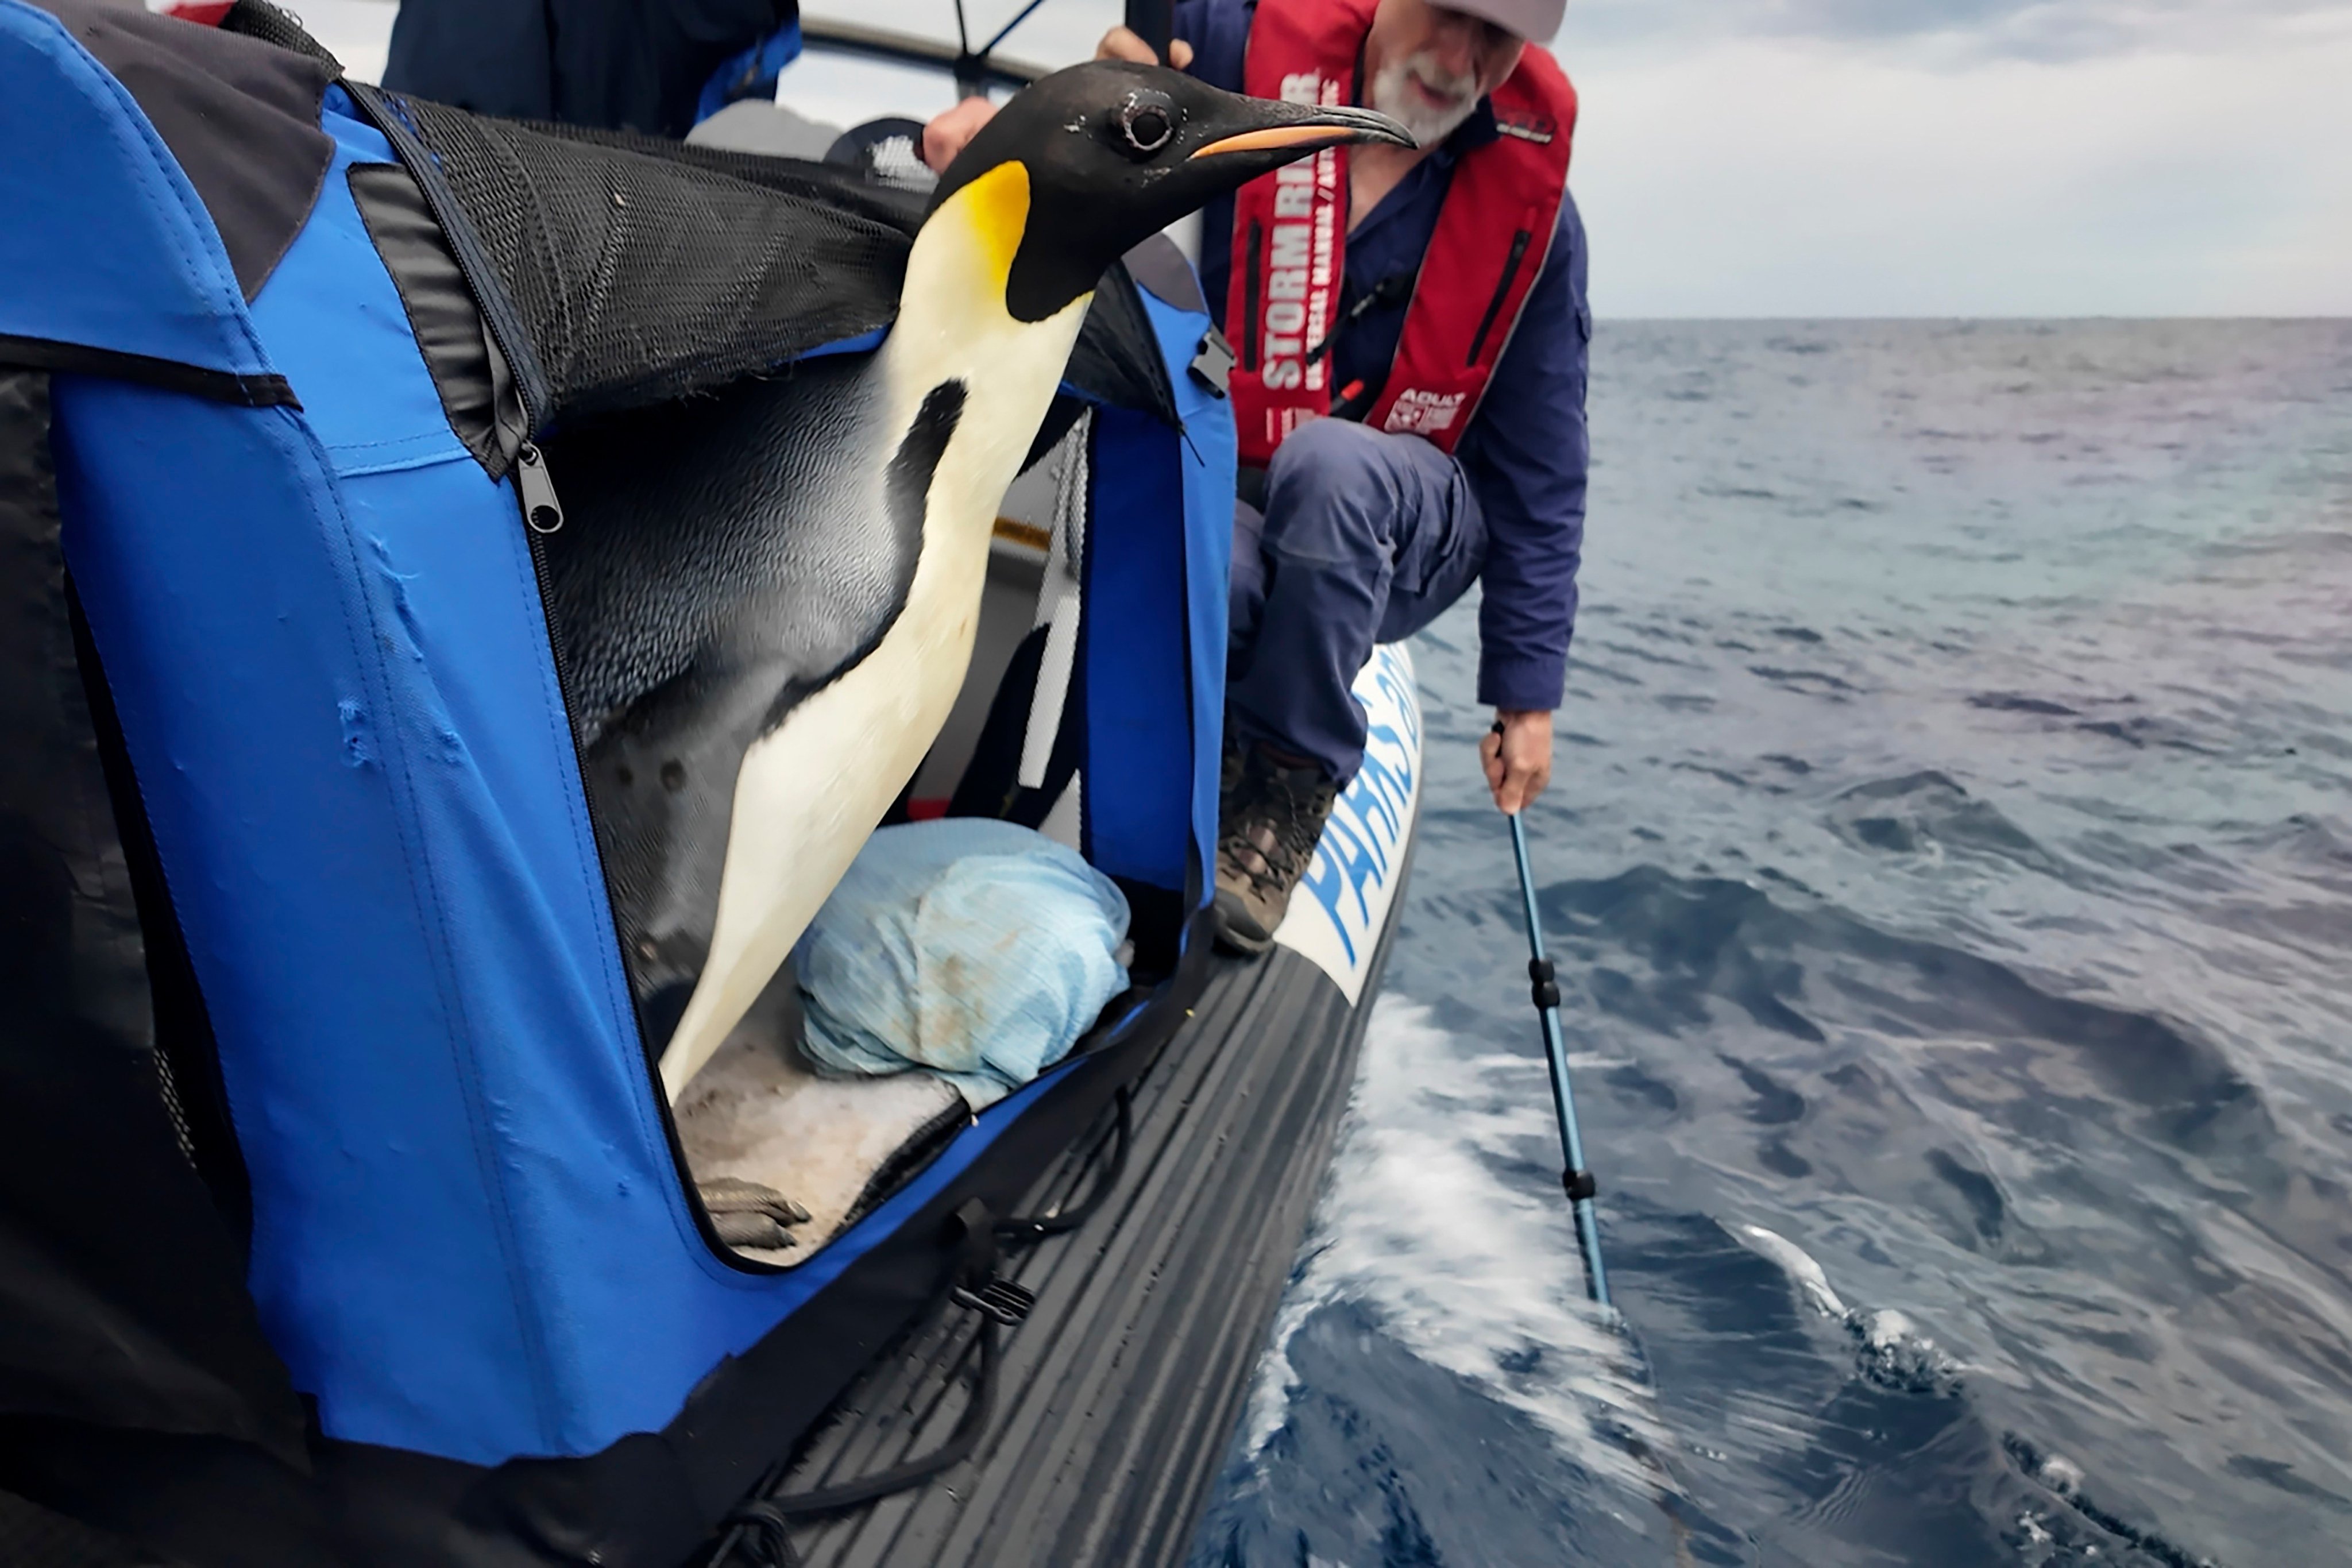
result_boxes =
[1115,92,1177,159]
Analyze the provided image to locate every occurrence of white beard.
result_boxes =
[1369,51,1482,148]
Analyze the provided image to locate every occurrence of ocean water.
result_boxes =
[1188,320,2352,1568]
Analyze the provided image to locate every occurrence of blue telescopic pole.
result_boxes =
[1508,811,1609,1307]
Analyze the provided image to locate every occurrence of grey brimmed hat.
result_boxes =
[1437,0,1565,44]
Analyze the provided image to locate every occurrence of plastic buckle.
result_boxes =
[952,1276,1037,1327]
[1562,1168,1598,1203]
[949,1196,1033,1324]
[1190,328,1235,398]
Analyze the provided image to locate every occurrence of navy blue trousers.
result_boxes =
[1227,419,1486,785]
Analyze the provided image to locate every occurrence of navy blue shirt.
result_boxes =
[387,0,794,138]
[1176,0,1589,712]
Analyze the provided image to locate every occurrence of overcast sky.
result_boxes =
[295,0,2352,316]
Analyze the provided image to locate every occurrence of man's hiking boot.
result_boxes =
[1213,747,1339,955]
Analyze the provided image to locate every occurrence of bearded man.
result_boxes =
[927,0,1589,955]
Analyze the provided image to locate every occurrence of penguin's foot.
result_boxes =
[698,1176,813,1250]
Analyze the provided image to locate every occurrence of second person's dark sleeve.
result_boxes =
[1457,191,1589,713]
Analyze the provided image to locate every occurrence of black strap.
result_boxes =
[731,1318,1003,1524]
[709,1319,1003,1567]
[1305,272,1415,366]
[995,1085,1131,1245]
[0,335,296,410]
[705,1204,1021,1567]
[703,1086,1138,1565]
[718,1499,805,1568]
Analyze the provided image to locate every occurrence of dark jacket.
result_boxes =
[384,0,796,138]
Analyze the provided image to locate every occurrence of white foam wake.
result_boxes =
[1237,997,1671,1499]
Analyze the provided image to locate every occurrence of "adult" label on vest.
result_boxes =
[1381,388,1469,437]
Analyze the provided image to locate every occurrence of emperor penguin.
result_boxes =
[536,64,1409,1101]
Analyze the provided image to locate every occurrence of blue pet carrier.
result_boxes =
[0,1,1235,1561]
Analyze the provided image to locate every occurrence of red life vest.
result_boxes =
[1224,0,1576,465]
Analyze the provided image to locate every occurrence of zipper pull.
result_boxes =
[516,441,564,534]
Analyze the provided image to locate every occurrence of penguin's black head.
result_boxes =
[928,61,1411,323]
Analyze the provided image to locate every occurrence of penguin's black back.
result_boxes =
[538,355,947,1042]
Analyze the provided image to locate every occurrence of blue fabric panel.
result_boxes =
[267,96,471,473]
[1083,404,1188,890]
[1082,287,1231,895]
[51,384,569,1461]
[57,101,714,1462]
[1158,294,1238,907]
[45,91,1085,1465]
[0,1,275,378]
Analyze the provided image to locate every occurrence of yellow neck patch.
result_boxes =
[947,160,1030,295]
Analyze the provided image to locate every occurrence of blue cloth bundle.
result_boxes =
[793,819,1131,1107]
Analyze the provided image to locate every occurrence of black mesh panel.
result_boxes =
[173,3,1176,438]
[385,95,919,422]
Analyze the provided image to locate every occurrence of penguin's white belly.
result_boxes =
[656,520,986,1103]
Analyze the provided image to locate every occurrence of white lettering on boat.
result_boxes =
[1273,643,1423,1005]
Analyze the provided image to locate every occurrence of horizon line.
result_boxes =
[1591,314,2352,325]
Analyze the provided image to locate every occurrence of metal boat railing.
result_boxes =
[800,0,1171,95]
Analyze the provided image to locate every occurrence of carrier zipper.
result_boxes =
[1466,227,1533,368]
[1241,219,1264,373]
[505,442,770,1274]
[515,441,564,533]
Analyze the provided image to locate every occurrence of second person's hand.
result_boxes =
[921,28,1196,175]
[920,95,998,174]
[1481,710,1555,816]
[1094,25,1194,69]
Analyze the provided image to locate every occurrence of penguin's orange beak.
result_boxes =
[1190,105,1413,161]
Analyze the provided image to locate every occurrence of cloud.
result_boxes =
[1570,0,2352,60]
[1569,22,2352,314]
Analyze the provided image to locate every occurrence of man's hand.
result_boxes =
[922,28,1194,174]
[920,95,999,174]
[1481,710,1554,815]
[1094,26,1194,68]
